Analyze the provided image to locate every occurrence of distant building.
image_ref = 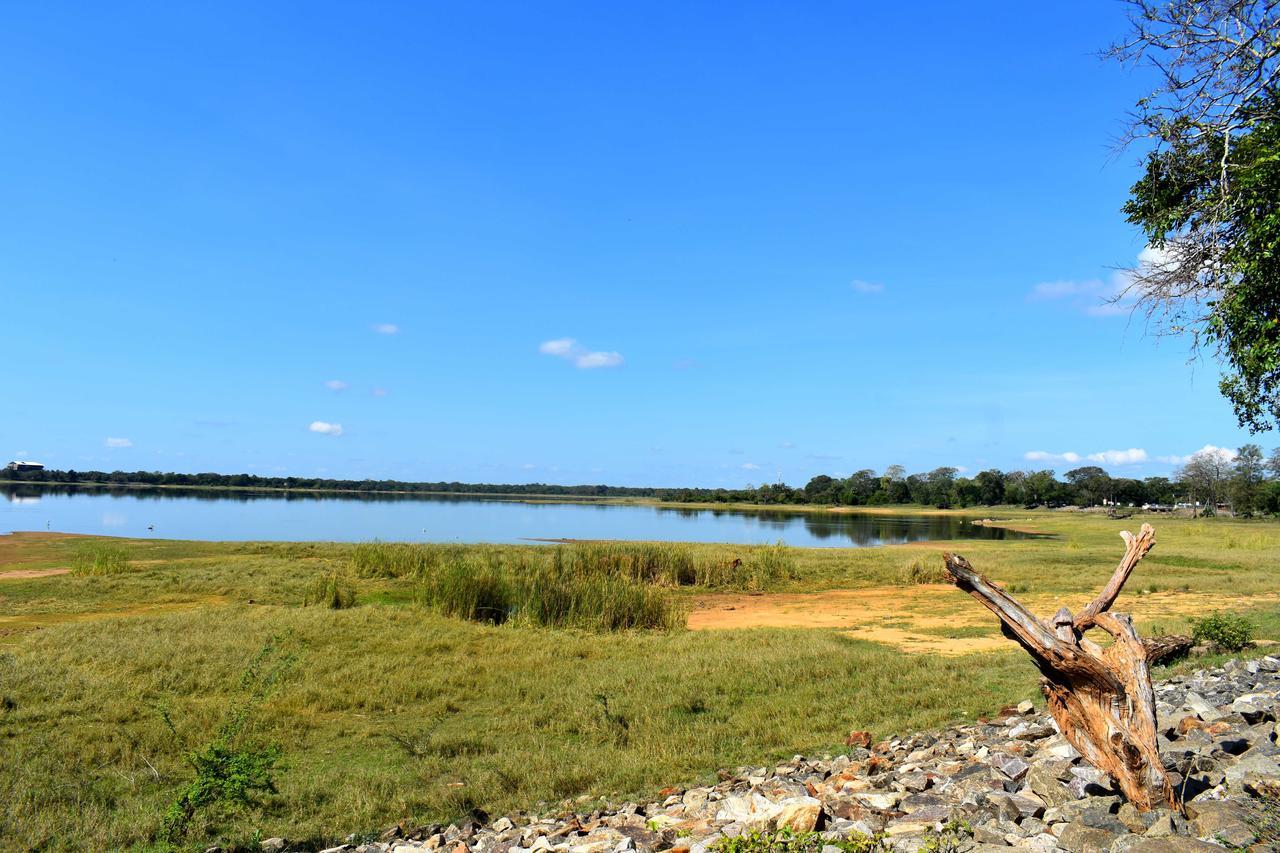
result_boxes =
[5,461,44,472]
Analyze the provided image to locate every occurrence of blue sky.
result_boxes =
[0,2,1263,487]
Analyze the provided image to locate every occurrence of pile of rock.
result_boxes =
[292,656,1280,853]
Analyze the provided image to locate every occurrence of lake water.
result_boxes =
[0,484,1036,548]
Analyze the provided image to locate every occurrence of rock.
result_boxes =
[1223,751,1280,786]
[844,730,872,749]
[1125,840,1228,852]
[773,797,822,833]
[1057,820,1120,853]
[713,794,782,830]
[1181,692,1223,722]
[990,752,1030,781]
[850,791,900,811]
[985,790,1044,820]
[1184,800,1253,847]
[1017,700,1035,715]
[1025,765,1075,807]
[261,841,288,853]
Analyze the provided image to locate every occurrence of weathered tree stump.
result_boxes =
[943,523,1177,811]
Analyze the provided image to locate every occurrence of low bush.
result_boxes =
[303,570,357,609]
[1190,610,1255,652]
[71,544,131,576]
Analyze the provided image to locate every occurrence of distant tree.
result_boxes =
[926,467,958,508]
[1177,447,1234,513]
[1109,0,1280,431]
[1143,476,1176,505]
[1268,447,1280,479]
[974,469,1007,505]
[1025,470,1058,506]
[803,475,837,504]
[1066,466,1112,506]
[1232,443,1267,515]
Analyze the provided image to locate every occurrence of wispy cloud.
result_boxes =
[741,462,761,470]
[14,450,28,458]
[1029,247,1173,317]
[806,453,842,461]
[324,379,349,391]
[779,441,797,449]
[1158,444,1238,466]
[538,338,624,369]
[1087,448,1148,465]
[105,437,133,449]
[850,279,885,294]
[371,388,389,397]
[373,323,400,335]
[1024,450,1081,464]
[308,421,343,436]
[1025,447,1150,467]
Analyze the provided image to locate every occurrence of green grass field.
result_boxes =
[2,510,1278,850]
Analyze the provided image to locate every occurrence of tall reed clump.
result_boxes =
[897,553,948,585]
[738,541,798,591]
[303,570,357,609]
[413,550,684,631]
[70,544,132,576]
[349,541,462,579]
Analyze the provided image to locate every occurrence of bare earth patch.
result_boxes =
[688,585,1280,655]
[0,568,71,580]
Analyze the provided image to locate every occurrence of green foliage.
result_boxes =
[897,554,948,585]
[303,570,357,609]
[71,543,132,576]
[159,634,298,844]
[712,828,887,853]
[1124,95,1280,432]
[711,824,972,853]
[1191,611,1255,652]
[413,550,685,631]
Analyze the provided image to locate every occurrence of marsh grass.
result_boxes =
[303,570,357,609]
[414,551,684,631]
[71,543,132,576]
[897,554,948,585]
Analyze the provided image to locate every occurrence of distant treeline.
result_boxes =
[1,468,658,498]
[660,447,1280,516]
[9,445,1280,515]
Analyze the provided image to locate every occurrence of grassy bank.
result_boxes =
[2,511,1279,849]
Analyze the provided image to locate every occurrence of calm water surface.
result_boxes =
[0,484,1036,548]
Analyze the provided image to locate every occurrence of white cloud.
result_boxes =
[1159,444,1238,466]
[1024,450,1082,464]
[538,338,624,369]
[779,441,797,449]
[1030,247,1177,317]
[742,462,761,470]
[521,463,537,470]
[1086,448,1149,466]
[308,421,343,436]
[105,437,133,448]
[851,280,885,294]
[325,379,349,391]
[14,451,28,458]
[575,350,624,369]
[955,465,970,473]
[373,323,400,335]
[371,387,389,397]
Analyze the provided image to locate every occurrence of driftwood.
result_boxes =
[943,524,1177,811]
[1143,634,1193,666]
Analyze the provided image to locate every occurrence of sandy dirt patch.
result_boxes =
[688,585,1279,656]
[0,568,71,580]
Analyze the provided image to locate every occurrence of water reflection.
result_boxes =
[1,484,1037,548]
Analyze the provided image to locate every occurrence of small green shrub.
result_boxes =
[1190,611,1254,652]
[897,554,948,585]
[159,634,298,844]
[70,544,131,576]
[303,570,357,609]
[713,828,887,853]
